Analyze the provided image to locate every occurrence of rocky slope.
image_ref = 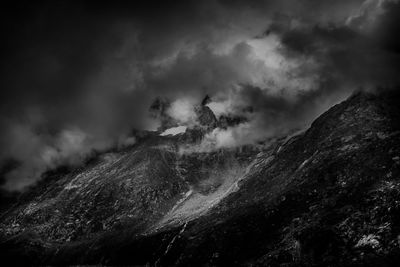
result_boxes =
[1,90,400,266]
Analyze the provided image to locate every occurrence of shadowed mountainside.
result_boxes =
[1,90,400,266]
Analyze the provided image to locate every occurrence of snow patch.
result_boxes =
[160,126,187,136]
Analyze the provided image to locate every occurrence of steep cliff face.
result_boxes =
[1,91,400,266]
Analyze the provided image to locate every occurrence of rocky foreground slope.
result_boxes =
[1,90,400,266]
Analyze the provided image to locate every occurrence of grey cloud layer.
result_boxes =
[1,0,399,191]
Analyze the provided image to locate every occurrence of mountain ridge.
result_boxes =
[1,90,400,266]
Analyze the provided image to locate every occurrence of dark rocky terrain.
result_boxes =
[1,90,400,266]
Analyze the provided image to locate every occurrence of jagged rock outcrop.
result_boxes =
[195,105,218,129]
[1,90,400,266]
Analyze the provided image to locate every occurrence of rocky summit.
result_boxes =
[1,90,400,266]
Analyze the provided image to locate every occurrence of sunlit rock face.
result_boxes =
[1,91,400,266]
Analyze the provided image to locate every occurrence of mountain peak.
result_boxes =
[195,104,217,129]
[201,95,211,106]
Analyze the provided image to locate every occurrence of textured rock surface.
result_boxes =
[1,91,400,266]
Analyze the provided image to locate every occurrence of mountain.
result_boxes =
[1,90,400,266]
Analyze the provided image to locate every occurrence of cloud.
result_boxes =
[207,100,235,118]
[197,125,253,151]
[166,99,198,125]
[1,0,400,190]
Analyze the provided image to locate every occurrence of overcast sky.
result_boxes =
[1,0,400,191]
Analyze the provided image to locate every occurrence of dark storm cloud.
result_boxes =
[1,0,400,190]
[279,22,400,89]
